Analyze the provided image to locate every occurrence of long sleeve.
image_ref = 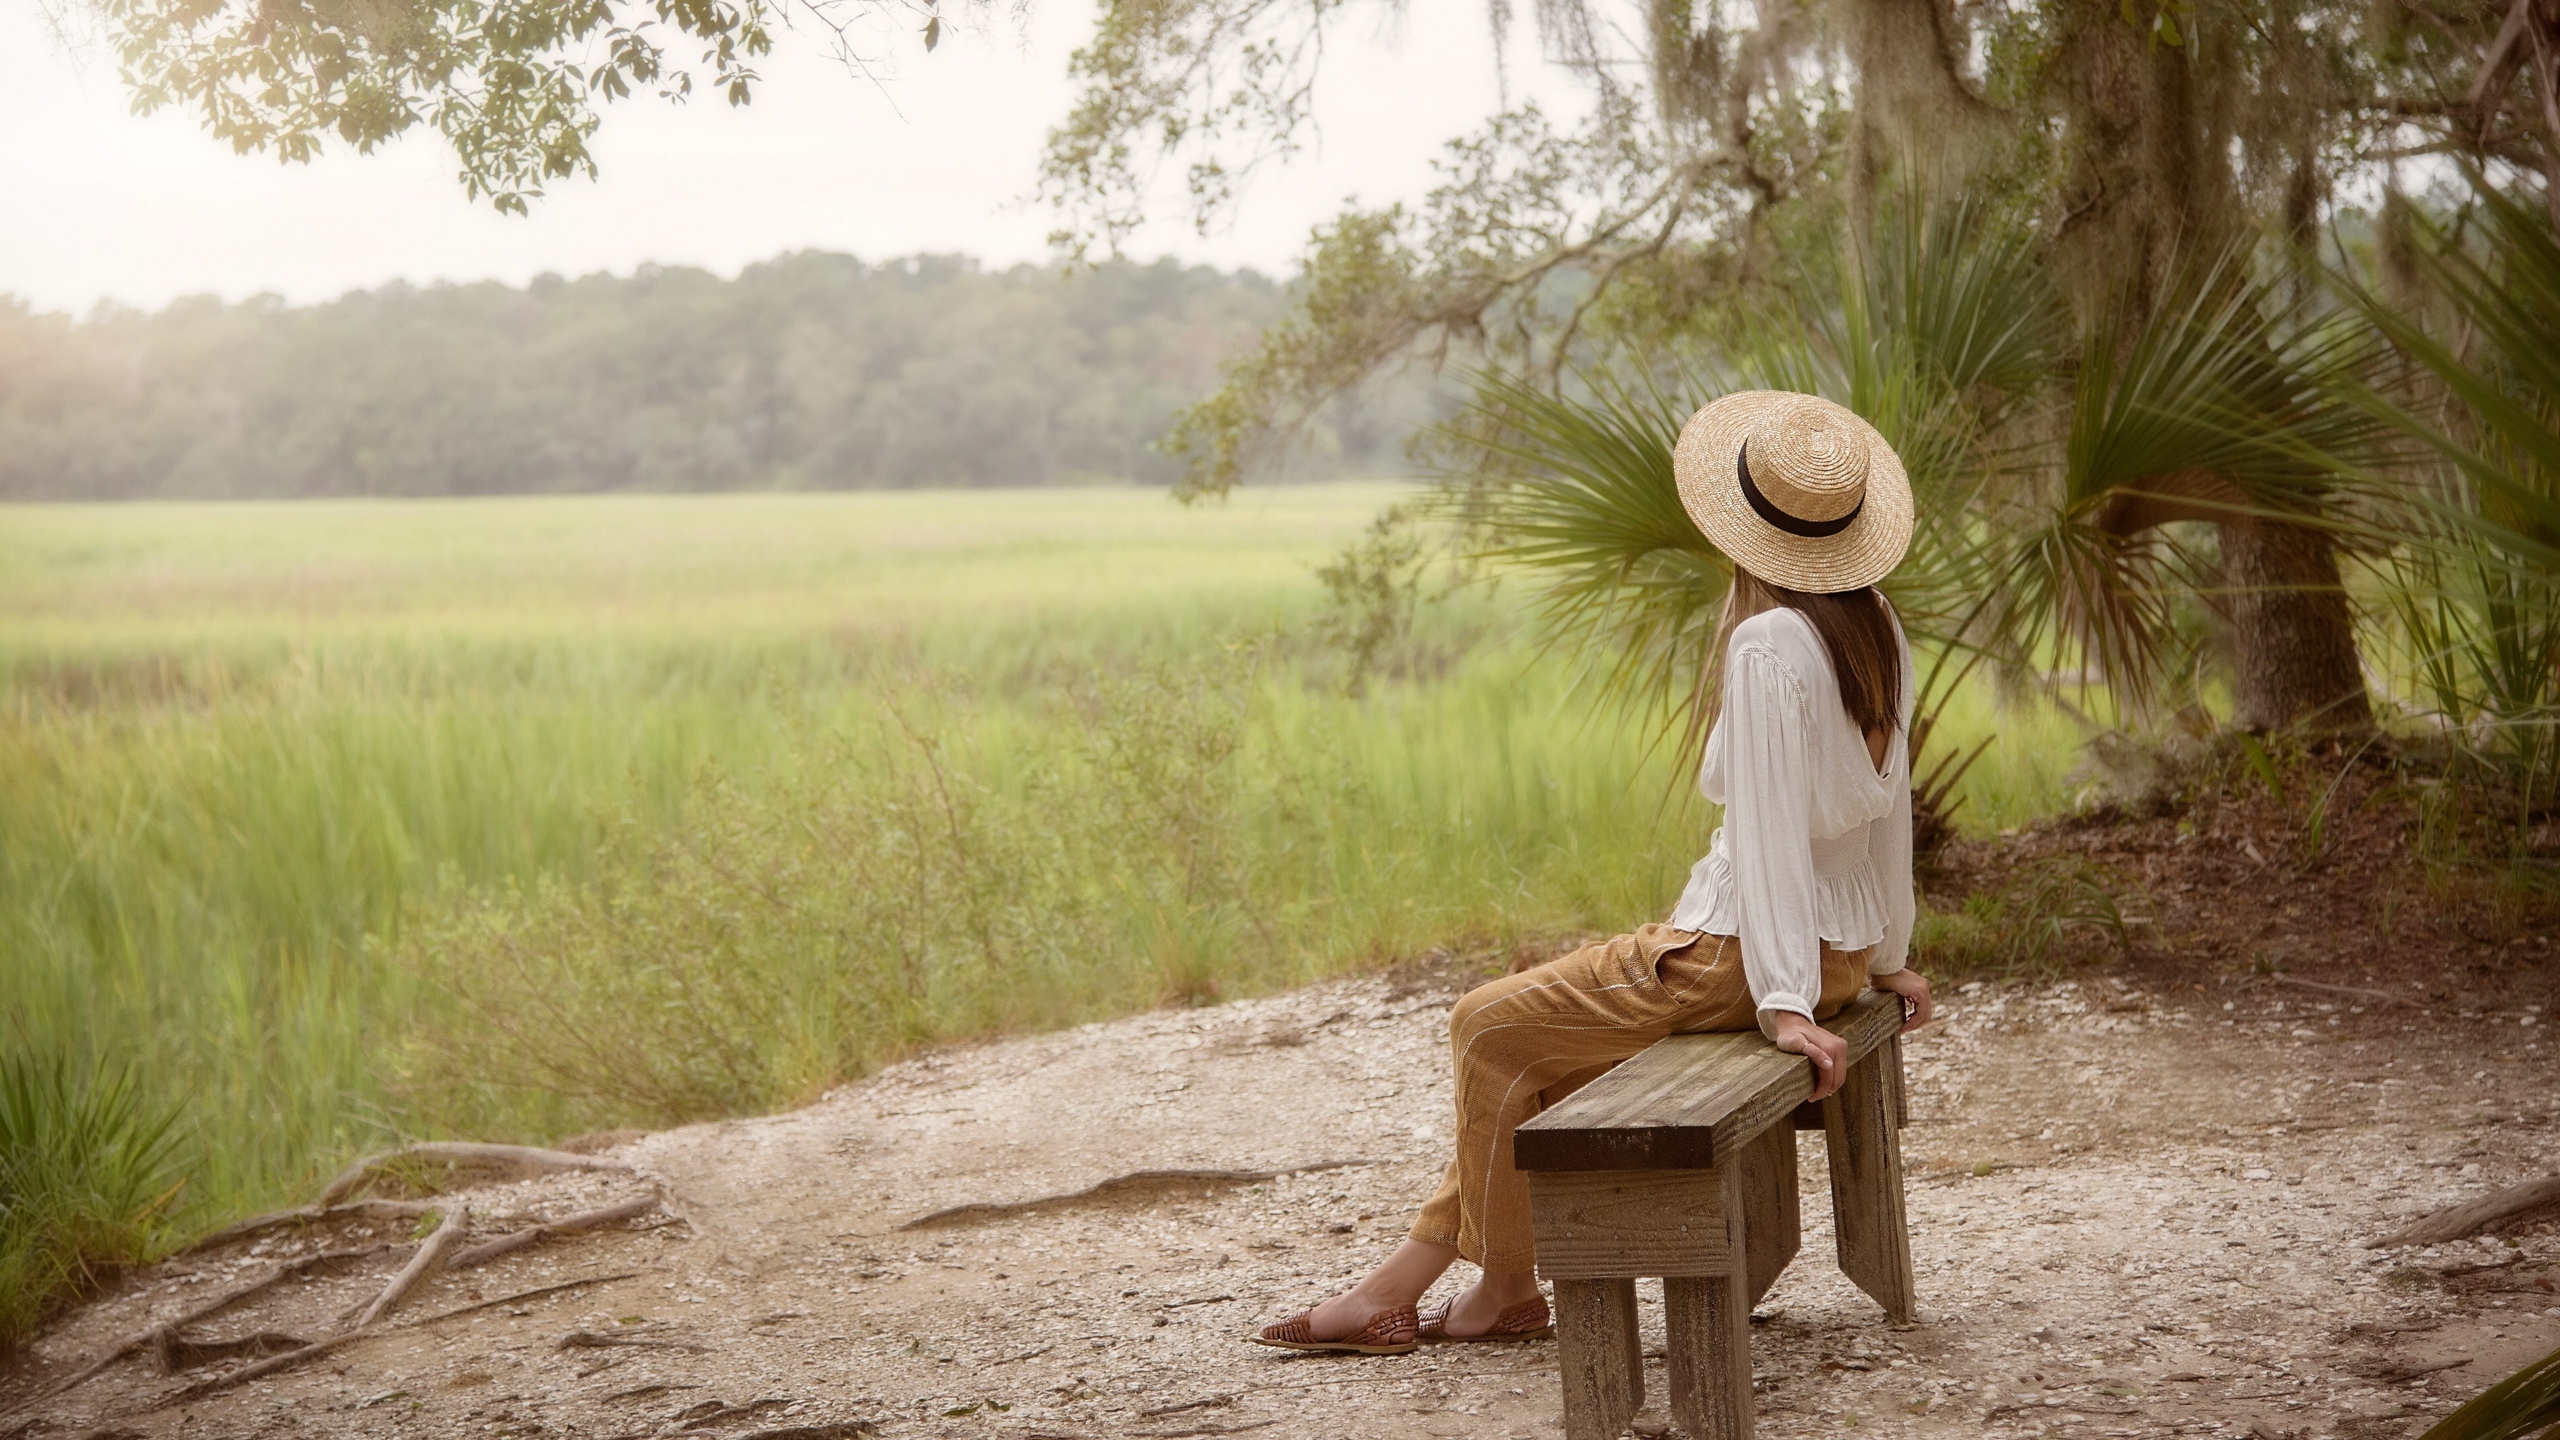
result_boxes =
[1720,641,1824,1038]
[1868,737,1915,976]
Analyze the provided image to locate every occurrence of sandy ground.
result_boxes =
[6,947,2558,1440]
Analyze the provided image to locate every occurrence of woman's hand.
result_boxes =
[1767,1012,1849,1101]
[1872,967,1934,1033]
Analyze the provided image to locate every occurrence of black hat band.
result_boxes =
[1739,441,1862,538]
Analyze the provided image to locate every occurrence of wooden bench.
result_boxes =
[1514,991,1913,1440]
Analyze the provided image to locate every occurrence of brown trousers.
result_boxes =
[1407,924,1870,1271]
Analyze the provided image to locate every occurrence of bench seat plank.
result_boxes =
[1514,992,1903,1172]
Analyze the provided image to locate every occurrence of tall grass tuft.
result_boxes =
[0,1050,186,1343]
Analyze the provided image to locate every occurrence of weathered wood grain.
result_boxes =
[1821,1046,1914,1322]
[1888,1033,1909,1130]
[1551,1276,1642,1440]
[1738,1125,1799,1306]
[1516,992,1903,1172]
[1521,990,1916,1438]
[1529,1169,1729,1279]
[1664,1161,1753,1440]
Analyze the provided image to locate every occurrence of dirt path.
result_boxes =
[8,948,2557,1440]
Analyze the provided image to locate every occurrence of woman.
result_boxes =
[1252,389,1936,1355]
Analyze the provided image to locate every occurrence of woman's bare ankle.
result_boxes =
[1297,1242,1457,1338]
[1435,1269,1544,1337]
[1304,1286,1401,1338]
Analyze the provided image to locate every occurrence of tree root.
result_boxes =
[447,1195,662,1270]
[348,1206,468,1329]
[157,1207,469,1406]
[181,1199,436,1255]
[142,1270,648,1410]
[169,1245,391,1331]
[317,1143,632,1206]
[2373,1357,2471,1384]
[15,1130,669,1428]
[26,1181,667,1414]
[895,1160,1372,1231]
[2266,974,2424,1010]
[555,1325,710,1354]
[2369,1174,2560,1248]
[150,1331,312,1373]
[0,1245,393,1414]
[159,1330,374,1405]
[408,1271,645,1327]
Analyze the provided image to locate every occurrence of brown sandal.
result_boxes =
[1251,1303,1420,1355]
[1417,1295,1554,1344]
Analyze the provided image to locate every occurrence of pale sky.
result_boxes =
[1,0,1568,314]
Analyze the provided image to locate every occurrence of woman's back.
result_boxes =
[1698,605,1910,837]
[1672,602,1915,1036]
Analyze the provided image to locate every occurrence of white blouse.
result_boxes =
[1666,605,1915,1037]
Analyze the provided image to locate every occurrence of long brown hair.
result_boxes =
[1700,568,1904,737]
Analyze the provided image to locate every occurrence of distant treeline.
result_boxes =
[0,255,1409,499]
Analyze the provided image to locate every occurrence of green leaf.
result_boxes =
[2416,1342,2560,1440]
[2233,733,2283,801]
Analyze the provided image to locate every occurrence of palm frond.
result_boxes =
[1438,189,2056,782]
[1721,207,2051,641]
[2333,172,2560,804]
[1865,194,2060,417]
[2341,173,2560,581]
[1435,367,1729,730]
[2415,1341,2560,1440]
[1979,244,2388,709]
[2064,251,2384,515]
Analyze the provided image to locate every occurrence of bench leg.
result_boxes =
[1551,1277,1642,1440]
[1738,1124,1799,1306]
[1887,1032,1909,1129]
[1664,1161,1753,1440]
[1822,1043,1915,1323]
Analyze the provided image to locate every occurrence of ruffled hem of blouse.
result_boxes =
[1666,849,1892,952]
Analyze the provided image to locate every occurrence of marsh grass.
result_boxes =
[1,486,2083,1333]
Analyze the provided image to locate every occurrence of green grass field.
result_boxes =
[0,485,2083,1316]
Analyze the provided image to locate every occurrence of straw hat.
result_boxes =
[1671,390,1913,594]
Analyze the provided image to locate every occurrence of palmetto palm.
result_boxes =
[1430,197,2048,831]
[2340,173,2560,807]
[1437,190,2390,809]
[2414,1339,2560,1440]
[1982,253,2389,716]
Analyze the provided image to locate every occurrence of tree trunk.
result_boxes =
[2049,0,2240,314]
[2221,518,2373,734]
[2051,5,2373,735]
[1845,0,2006,219]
